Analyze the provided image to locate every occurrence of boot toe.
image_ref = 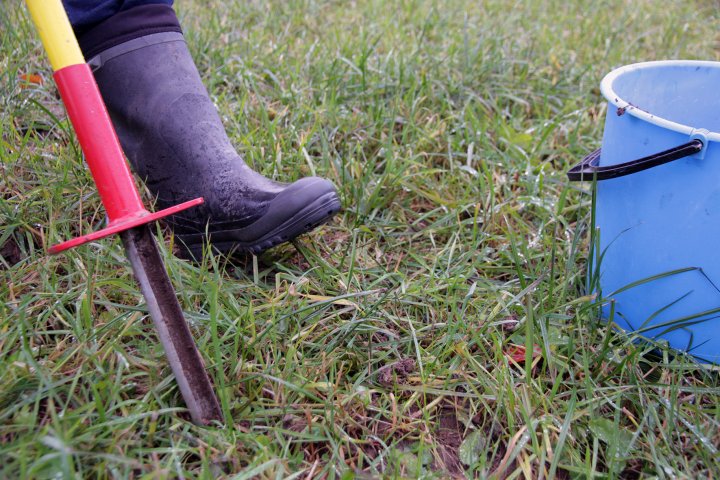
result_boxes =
[278,176,339,208]
[245,176,342,248]
[176,176,341,258]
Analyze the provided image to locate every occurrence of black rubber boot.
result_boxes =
[88,32,341,259]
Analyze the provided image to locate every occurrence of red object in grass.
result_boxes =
[504,344,542,363]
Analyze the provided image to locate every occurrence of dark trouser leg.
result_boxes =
[62,0,174,36]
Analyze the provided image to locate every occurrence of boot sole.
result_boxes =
[175,191,341,259]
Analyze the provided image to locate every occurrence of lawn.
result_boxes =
[2,0,719,477]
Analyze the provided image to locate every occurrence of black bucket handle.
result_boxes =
[567,139,704,181]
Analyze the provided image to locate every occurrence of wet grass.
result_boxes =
[2,0,720,477]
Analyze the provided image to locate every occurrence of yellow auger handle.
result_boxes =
[25,0,85,71]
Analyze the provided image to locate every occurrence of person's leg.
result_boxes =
[63,0,173,35]
[64,3,341,258]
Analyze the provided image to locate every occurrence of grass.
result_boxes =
[1,0,719,477]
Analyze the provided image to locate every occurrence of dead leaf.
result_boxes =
[504,344,541,363]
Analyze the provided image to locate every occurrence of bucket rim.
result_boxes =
[600,60,720,142]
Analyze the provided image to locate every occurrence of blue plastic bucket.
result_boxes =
[568,60,720,363]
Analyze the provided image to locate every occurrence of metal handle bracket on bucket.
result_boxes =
[567,139,704,181]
